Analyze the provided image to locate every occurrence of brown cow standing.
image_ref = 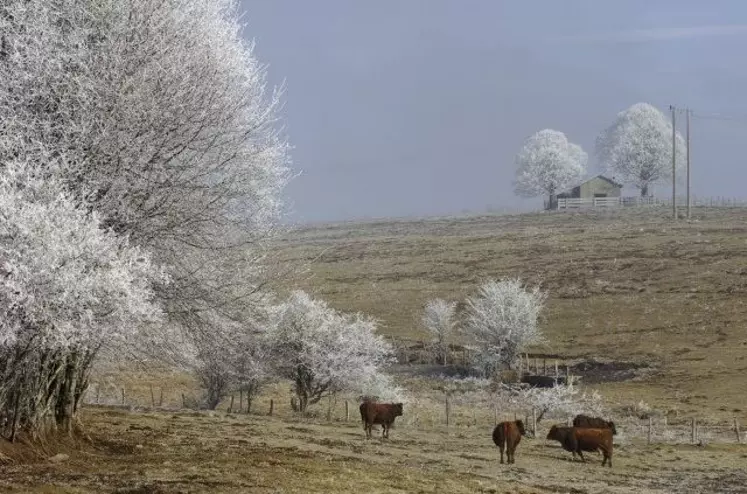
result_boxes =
[573,414,617,435]
[359,401,403,439]
[492,420,526,464]
[546,425,613,467]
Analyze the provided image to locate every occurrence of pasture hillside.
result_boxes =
[273,208,747,420]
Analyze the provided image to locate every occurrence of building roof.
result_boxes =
[568,174,623,189]
[590,174,623,188]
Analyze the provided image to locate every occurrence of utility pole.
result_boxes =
[670,105,677,221]
[686,108,691,219]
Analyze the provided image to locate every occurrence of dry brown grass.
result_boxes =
[0,406,745,493]
[273,208,747,422]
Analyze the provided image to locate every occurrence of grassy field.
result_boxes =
[274,207,747,421]
[1,406,745,493]
[3,207,747,493]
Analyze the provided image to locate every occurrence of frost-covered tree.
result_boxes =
[0,0,292,378]
[267,291,394,413]
[596,102,685,197]
[514,129,587,209]
[0,160,165,438]
[422,299,458,365]
[513,382,604,426]
[463,279,546,376]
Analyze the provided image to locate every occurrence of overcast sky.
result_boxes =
[240,0,747,223]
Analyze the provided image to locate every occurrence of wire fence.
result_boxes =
[82,380,746,446]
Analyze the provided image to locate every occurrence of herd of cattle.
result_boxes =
[359,401,616,467]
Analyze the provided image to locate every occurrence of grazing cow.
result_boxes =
[359,401,403,439]
[573,414,617,435]
[492,420,526,464]
[546,425,613,467]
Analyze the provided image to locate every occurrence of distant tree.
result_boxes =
[267,291,394,413]
[513,129,587,209]
[596,102,685,197]
[422,299,458,365]
[463,279,546,376]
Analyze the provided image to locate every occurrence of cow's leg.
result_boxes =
[508,445,514,464]
[499,445,504,464]
[577,450,586,463]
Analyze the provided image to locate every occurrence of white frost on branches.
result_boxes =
[422,298,458,365]
[0,161,165,351]
[463,279,546,375]
[267,291,395,412]
[0,0,294,407]
[514,129,587,203]
[513,382,605,425]
[0,160,165,436]
[595,102,685,197]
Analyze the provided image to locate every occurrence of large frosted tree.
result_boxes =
[513,129,587,209]
[596,102,685,197]
[0,0,293,404]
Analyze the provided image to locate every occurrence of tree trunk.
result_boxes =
[548,184,557,210]
[641,184,649,197]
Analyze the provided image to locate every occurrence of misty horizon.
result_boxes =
[240,0,747,224]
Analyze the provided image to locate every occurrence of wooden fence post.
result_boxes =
[691,418,696,443]
[494,406,498,426]
[567,416,572,426]
[543,359,547,375]
[228,395,234,413]
[181,393,186,408]
[445,395,450,427]
[159,388,163,407]
[647,416,653,444]
[532,407,537,436]
[239,390,243,413]
[734,418,742,444]
[121,387,126,405]
[269,399,274,416]
[345,401,349,422]
[554,361,559,380]
[96,385,100,405]
[150,385,155,408]
[326,395,332,422]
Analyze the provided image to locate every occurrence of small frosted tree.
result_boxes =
[267,291,394,413]
[422,299,458,365]
[596,102,685,197]
[515,382,604,426]
[463,279,546,377]
[514,129,587,209]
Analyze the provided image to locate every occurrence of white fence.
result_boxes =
[555,196,658,210]
[554,195,747,210]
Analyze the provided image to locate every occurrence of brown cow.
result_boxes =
[359,401,403,439]
[573,414,617,435]
[546,425,613,467]
[492,420,526,464]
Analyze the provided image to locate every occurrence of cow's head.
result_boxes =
[607,421,617,435]
[393,403,403,416]
[515,419,527,436]
[546,424,561,441]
